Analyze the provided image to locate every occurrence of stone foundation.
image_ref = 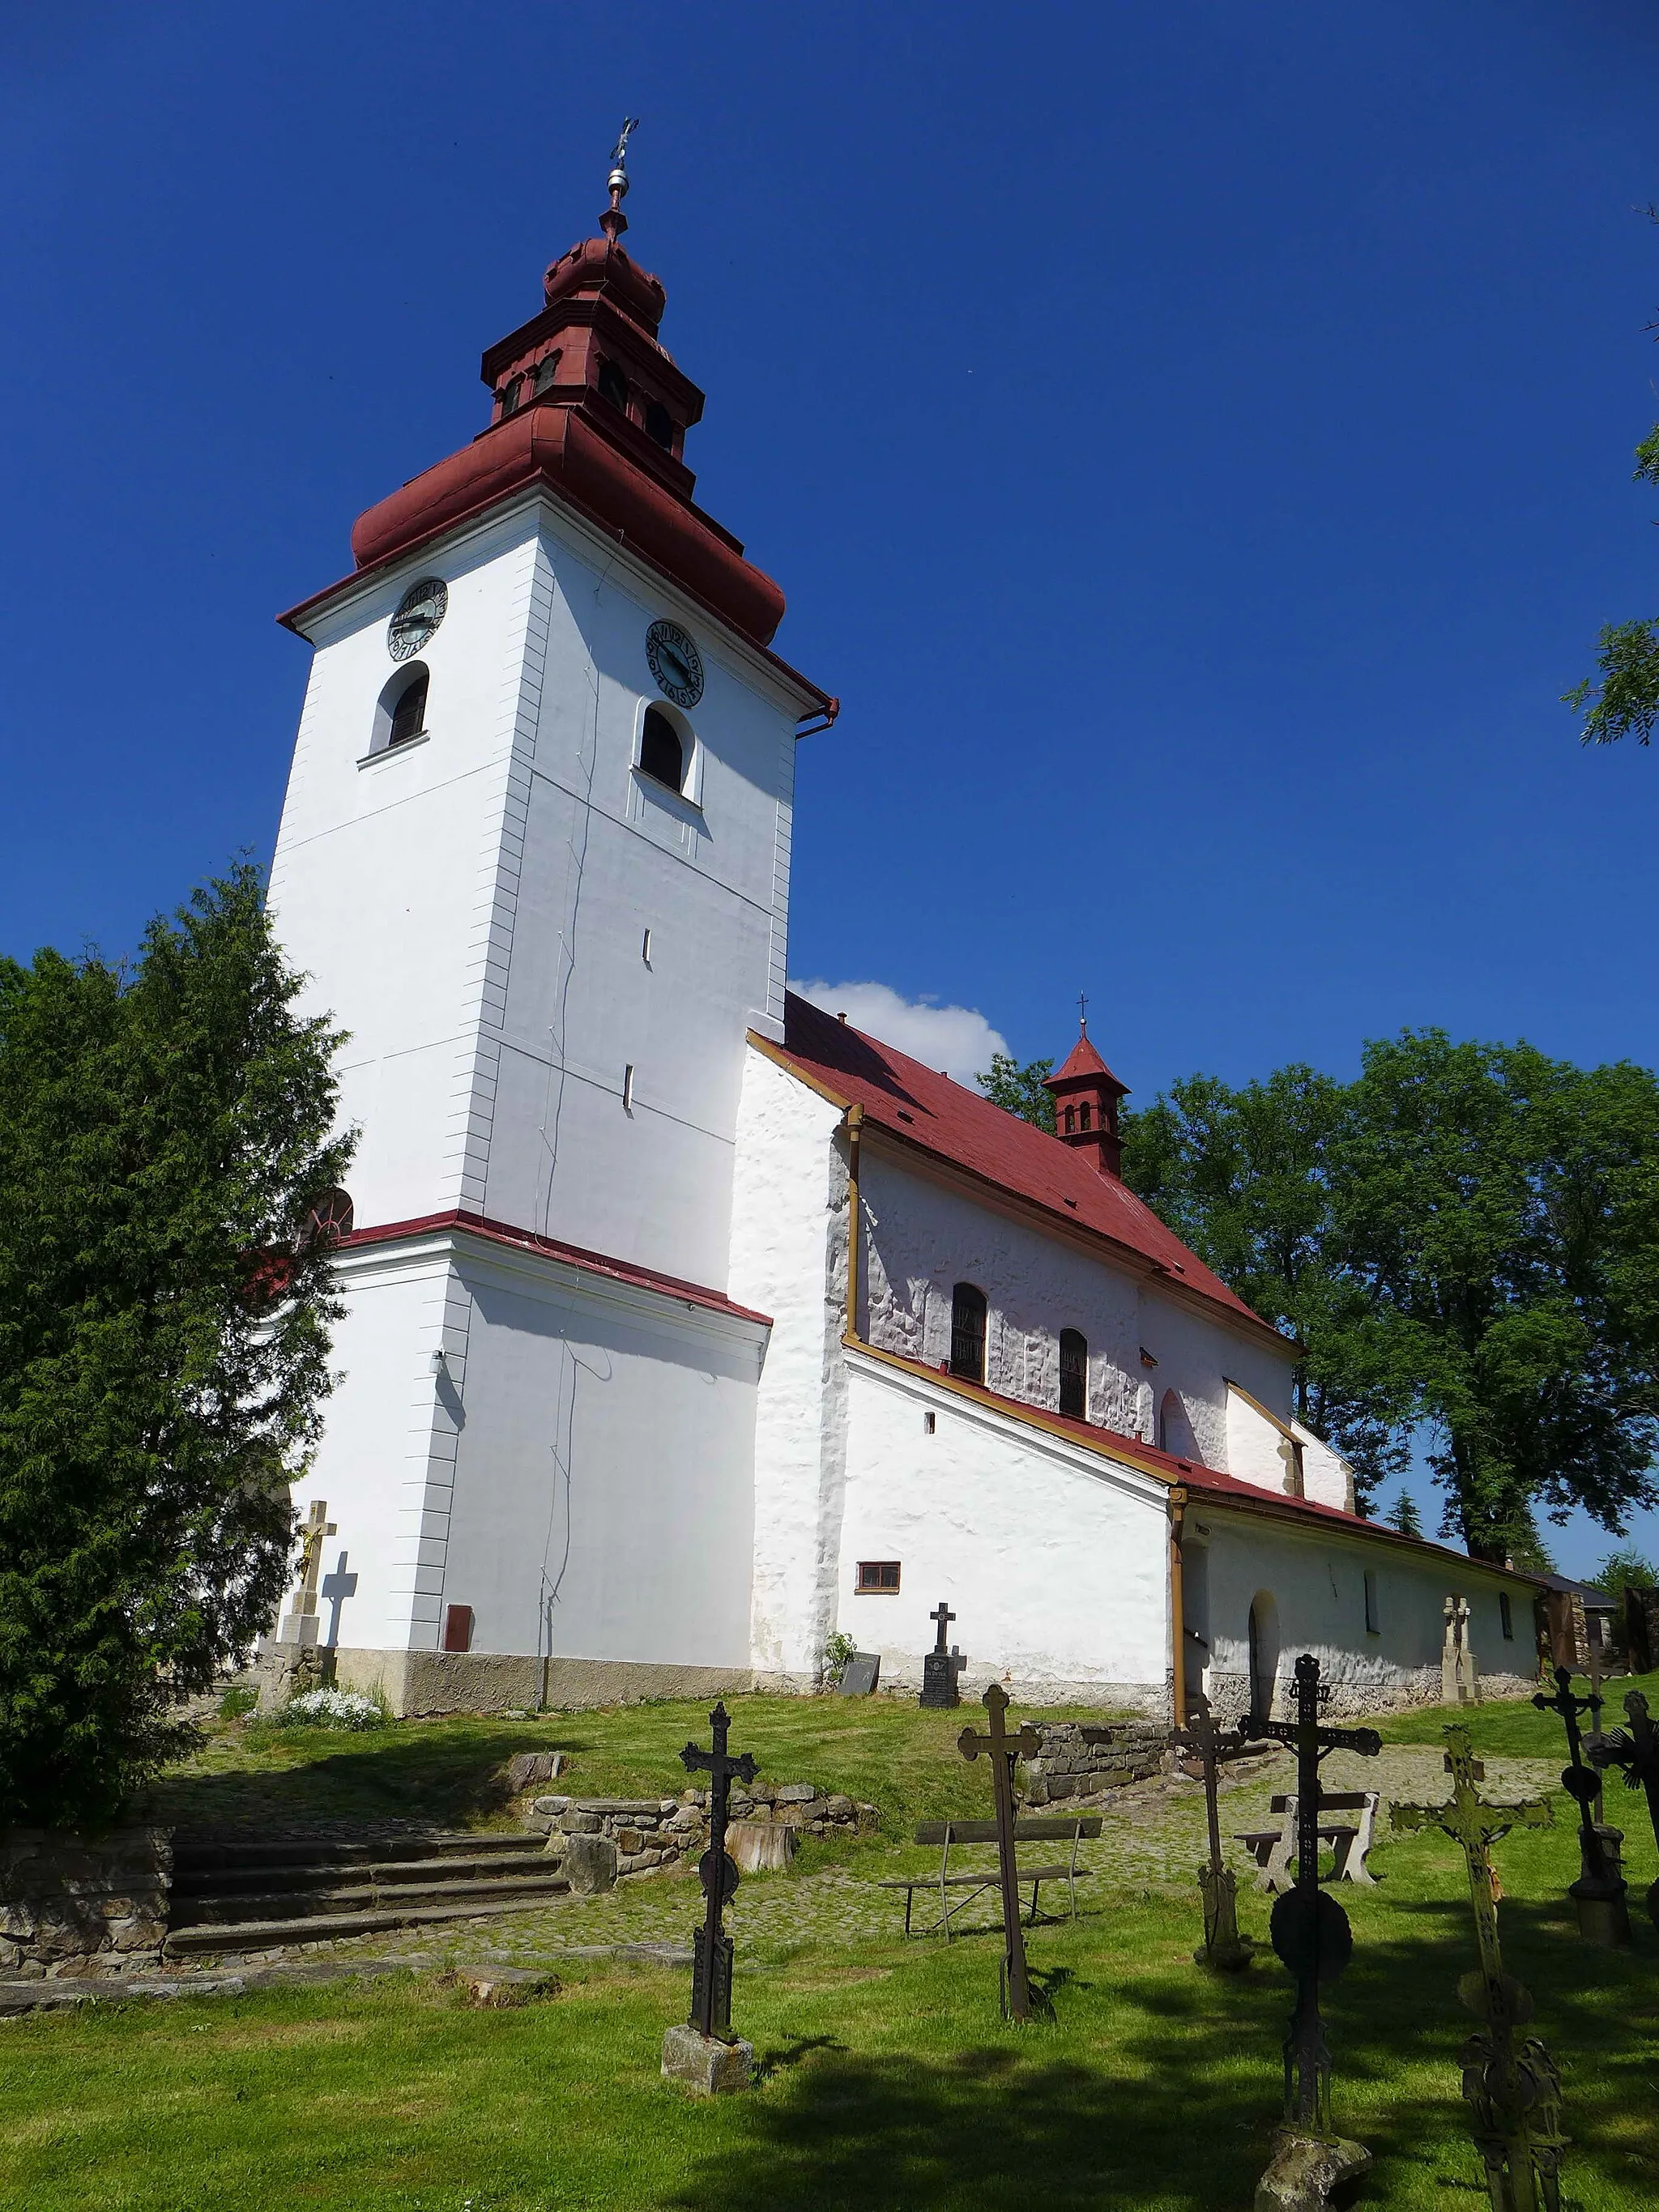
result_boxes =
[329,1647,757,1717]
[1,1828,172,1979]
[525,1782,876,1877]
[1021,1720,1169,1805]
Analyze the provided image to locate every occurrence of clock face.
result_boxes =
[646,619,705,709]
[388,577,448,663]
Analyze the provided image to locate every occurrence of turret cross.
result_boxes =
[1247,1654,1381,2133]
[679,1702,757,2041]
[957,1684,1043,2020]
[1392,1727,1563,2212]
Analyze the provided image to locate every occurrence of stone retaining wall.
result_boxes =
[523,1782,876,1881]
[1021,1720,1169,1805]
[1,1827,172,1980]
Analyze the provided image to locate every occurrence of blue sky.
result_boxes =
[5,2,1659,1575]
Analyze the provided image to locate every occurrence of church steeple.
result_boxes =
[346,127,787,647]
[1043,1013,1129,1179]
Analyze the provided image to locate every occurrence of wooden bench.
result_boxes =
[1235,1791,1380,1894]
[877,1816,1102,1938]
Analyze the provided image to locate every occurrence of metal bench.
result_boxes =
[1235,1790,1380,1894]
[877,1815,1102,1938]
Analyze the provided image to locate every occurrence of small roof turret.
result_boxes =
[1043,1013,1128,1179]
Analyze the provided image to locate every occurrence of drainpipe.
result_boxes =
[1168,1485,1189,1729]
[843,1103,864,1343]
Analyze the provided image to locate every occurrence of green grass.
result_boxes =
[6,1688,1651,2210]
[1375,1668,1659,1757]
[139,1693,1134,1841]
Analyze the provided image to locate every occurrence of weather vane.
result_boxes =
[601,117,640,241]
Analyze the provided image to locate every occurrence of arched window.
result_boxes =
[1059,1329,1087,1420]
[388,668,429,748]
[497,374,522,417]
[638,706,684,792]
[302,1187,355,1247]
[1158,1387,1199,1463]
[645,400,675,450]
[949,1282,987,1383]
[1063,1105,1076,1134]
[532,350,561,394]
[1247,1591,1280,1721]
[598,360,629,412]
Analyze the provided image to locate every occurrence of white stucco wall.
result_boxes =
[1294,1421,1356,1512]
[1192,1505,1533,1720]
[837,1350,1171,1706]
[728,1046,848,1682]
[270,490,812,1293]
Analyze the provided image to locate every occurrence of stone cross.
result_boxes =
[1443,1593,1477,1706]
[679,1701,757,2041]
[957,1684,1043,2021]
[1391,1726,1564,2212]
[931,1600,956,1652]
[921,1600,965,1708]
[1247,1653,1381,2136]
[280,1500,335,1643]
[1533,1665,1631,1946]
[1171,1693,1252,1971]
[1590,1689,1659,1926]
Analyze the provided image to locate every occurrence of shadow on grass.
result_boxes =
[671,1897,1656,2212]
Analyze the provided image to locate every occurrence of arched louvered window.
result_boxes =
[1059,1329,1087,1420]
[949,1282,987,1383]
[639,706,684,792]
[532,350,561,394]
[497,375,523,417]
[389,670,429,748]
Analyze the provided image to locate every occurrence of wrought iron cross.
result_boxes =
[1247,1653,1381,2133]
[1591,1689,1659,1924]
[931,1600,957,1656]
[958,1684,1043,2021]
[1391,1727,1563,2212]
[1171,1693,1252,1971]
[679,1701,757,2041]
[1533,1664,1612,1887]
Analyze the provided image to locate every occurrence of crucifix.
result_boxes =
[679,1701,757,2041]
[920,1599,965,1709]
[1077,991,1089,1031]
[1391,1725,1564,2212]
[957,1684,1043,2021]
[1590,1688,1659,1927]
[1247,1653,1381,2137]
[1171,1693,1252,1971]
[1533,1664,1631,1946]
[279,1500,335,1643]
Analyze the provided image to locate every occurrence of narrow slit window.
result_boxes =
[645,400,675,449]
[1059,1329,1087,1420]
[1499,1591,1514,1640]
[1364,1570,1380,1634]
[949,1282,987,1383]
[856,1561,901,1594]
[597,360,629,411]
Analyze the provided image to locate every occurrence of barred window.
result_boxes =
[389,669,429,748]
[949,1282,987,1383]
[1059,1329,1087,1420]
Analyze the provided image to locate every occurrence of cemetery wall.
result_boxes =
[1021,1720,1170,1803]
[836,1348,1171,1708]
[1196,1508,1535,1722]
[1,1828,171,1979]
[729,1046,851,1687]
[524,1783,876,1877]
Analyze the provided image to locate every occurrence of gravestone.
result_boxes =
[1590,1688,1659,1926]
[957,1684,1043,2022]
[1171,1693,1252,1971]
[836,1652,881,1697]
[662,1702,756,2094]
[1533,1665,1631,1947]
[920,1600,966,1709]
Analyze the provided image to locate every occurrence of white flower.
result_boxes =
[275,1686,386,1731]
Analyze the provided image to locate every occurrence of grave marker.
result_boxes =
[1247,1653,1379,2197]
[1532,1665,1631,1947]
[662,1701,757,2094]
[1171,1693,1252,1971]
[835,1651,881,1697]
[1391,1725,1564,2212]
[1589,1688,1659,1926]
[920,1600,966,1708]
[957,1683,1043,2020]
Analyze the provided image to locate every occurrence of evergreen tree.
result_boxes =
[1386,1490,1423,1537]
[0,866,352,1826]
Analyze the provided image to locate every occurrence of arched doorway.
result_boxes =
[1183,1541,1211,1707]
[1247,1590,1280,1720]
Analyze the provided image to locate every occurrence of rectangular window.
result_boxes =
[1363,1570,1380,1634]
[1499,1591,1514,1640]
[856,1560,901,1595]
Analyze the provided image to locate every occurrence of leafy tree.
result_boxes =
[1120,1067,1410,1511]
[1593,1542,1658,1600]
[1564,209,1659,746]
[977,1051,1056,1133]
[1386,1489,1423,1537]
[0,866,352,1826]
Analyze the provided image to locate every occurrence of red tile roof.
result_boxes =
[1047,1029,1125,1089]
[764,994,1280,1341]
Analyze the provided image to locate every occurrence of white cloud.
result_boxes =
[791,979,1009,1087]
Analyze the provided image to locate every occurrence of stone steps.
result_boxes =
[164,1891,572,1955]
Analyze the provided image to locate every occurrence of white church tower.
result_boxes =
[268,143,833,1709]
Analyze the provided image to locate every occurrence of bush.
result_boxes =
[269,1687,386,1733]
[217,1685,259,1722]
[821,1630,858,1686]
